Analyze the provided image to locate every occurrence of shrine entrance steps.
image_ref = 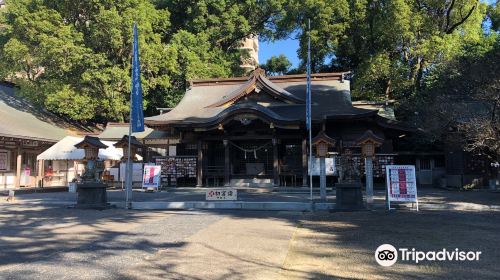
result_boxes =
[230,178,274,188]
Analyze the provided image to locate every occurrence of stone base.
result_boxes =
[76,182,109,209]
[335,183,365,211]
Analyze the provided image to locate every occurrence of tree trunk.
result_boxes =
[415,58,426,92]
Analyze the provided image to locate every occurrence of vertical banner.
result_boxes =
[142,165,161,190]
[131,23,145,133]
[385,165,418,210]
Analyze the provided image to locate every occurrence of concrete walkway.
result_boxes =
[2,188,500,212]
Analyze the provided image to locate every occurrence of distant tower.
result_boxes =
[239,34,259,73]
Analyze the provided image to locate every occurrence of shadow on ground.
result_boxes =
[1,200,499,279]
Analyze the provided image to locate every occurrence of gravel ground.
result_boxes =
[1,191,499,279]
[280,210,500,280]
[0,205,301,280]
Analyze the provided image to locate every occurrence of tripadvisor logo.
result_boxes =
[375,244,398,266]
[375,244,482,266]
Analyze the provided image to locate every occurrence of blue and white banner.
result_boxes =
[131,23,145,132]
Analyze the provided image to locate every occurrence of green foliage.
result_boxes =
[261,54,292,76]
[0,0,497,129]
[410,40,500,157]
[271,0,495,103]
[489,1,500,32]
[0,0,283,121]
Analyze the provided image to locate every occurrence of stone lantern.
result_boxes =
[356,130,383,205]
[73,136,109,209]
[113,135,143,161]
[74,136,108,180]
[312,131,336,200]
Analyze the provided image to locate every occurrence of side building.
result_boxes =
[0,82,80,189]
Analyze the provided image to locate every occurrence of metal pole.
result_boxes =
[307,18,313,202]
[126,106,132,209]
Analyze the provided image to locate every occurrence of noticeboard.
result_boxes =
[308,156,336,176]
[385,165,419,210]
[142,165,162,190]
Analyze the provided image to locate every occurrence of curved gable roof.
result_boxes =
[205,69,304,108]
[145,70,378,128]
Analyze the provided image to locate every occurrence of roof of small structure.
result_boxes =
[356,130,384,145]
[145,70,379,129]
[312,131,336,146]
[113,135,143,148]
[0,83,75,142]
[74,136,108,149]
[352,100,396,120]
[37,136,123,161]
[98,122,173,140]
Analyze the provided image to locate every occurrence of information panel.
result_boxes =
[142,165,162,190]
[385,165,419,210]
[308,157,336,176]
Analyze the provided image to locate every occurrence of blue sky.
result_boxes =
[259,38,301,68]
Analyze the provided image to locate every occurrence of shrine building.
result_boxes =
[145,69,411,188]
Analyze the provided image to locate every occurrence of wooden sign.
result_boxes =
[206,189,237,200]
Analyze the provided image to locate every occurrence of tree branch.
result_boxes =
[445,0,478,34]
[445,0,456,31]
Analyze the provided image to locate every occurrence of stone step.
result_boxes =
[230,178,274,188]
[230,178,273,184]
[231,183,275,188]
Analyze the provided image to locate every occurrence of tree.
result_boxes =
[489,1,500,32]
[0,0,288,122]
[0,0,172,122]
[413,41,500,159]
[261,54,292,75]
[270,0,492,102]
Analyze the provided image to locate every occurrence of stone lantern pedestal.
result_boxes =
[335,183,364,210]
[336,149,365,210]
[76,182,108,209]
[356,130,383,208]
[312,131,336,201]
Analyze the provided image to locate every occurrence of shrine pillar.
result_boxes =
[273,138,279,186]
[302,138,308,187]
[196,140,204,187]
[224,139,230,186]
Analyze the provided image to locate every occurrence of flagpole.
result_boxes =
[126,101,132,209]
[125,24,135,210]
[126,23,146,209]
[307,19,313,203]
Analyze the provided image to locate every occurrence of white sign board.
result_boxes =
[309,156,336,176]
[142,165,162,190]
[120,162,143,182]
[385,165,418,210]
[206,188,237,200]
